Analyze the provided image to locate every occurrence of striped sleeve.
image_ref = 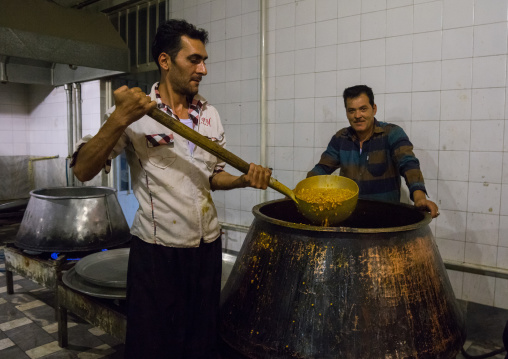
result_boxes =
[388,125,427,199]
[307,134,342,177]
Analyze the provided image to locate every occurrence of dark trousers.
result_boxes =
[124,235,222,359]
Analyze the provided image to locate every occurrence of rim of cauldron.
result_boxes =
[252,198,432,233]
[30,186,117,200]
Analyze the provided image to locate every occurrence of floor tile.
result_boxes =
[4,292,36,305]
[43,321,77,335]
[5,322,55,352]
[15,278,47,292]
[29,288,56,307]
[0,344,31,358]
[92,332,123,349]
[0,302,32,323]
[0,317,33,331]
[66,324,106,349]
[76,344,115,359]
[458,344,506,359]
[88,328,106,336]
[16,299,46,312]
[0,283,22,294]
[40,351,78,359]
[25,340,63,359]
[23,303,59,328]
[0,337,15,350]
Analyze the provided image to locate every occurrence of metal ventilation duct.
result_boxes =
[0,0,130,85]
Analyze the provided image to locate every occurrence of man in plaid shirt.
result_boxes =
[308,85,439,218]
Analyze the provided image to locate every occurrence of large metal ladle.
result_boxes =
[148,108,358,226]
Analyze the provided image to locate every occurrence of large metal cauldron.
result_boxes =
[15,187,131,252]
[220,199,466,359]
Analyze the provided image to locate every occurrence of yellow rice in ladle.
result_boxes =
[295,187,356,207]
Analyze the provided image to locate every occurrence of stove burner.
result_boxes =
[50,248,109,261]
[17,245,120,262]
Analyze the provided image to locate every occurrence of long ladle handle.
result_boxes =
[147,108,296,201]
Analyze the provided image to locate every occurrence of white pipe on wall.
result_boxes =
[0,56,8,83]
[73,83,82,143]
[220,222,250,233]
[259,0,268,203]
[445,260,508,280]
[103,79,115,188]
[64,83,74,186]
[72,82,82,186]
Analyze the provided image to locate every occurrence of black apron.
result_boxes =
[124,235,222,359]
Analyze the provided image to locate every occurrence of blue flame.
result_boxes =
[50,249,108,261]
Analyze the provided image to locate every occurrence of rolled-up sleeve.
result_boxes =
[69,108,129,174]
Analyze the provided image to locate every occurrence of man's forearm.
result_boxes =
[73,85,157,182]
[73,114,128,182]
[210,171,246,191]
[412,189,427,203]
[210,163,272,191]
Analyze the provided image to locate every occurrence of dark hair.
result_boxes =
[343,85,375,108]
[151,19,209,70]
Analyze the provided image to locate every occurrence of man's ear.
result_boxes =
[372,103,377,116]
[158,53,171,71]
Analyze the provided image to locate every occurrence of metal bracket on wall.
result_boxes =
[444,260,508,280]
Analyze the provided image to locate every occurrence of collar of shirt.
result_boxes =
[154,83,203,128]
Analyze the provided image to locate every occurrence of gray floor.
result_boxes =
[0,280,125,358]
[0,246,125,359]
[457,300,508,359]
[0,246,507,359]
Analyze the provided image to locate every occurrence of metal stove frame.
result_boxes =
[4,243,127,347]
[56,283,126,347]
[4,243,75,316]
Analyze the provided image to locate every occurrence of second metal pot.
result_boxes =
[15,186,131,252]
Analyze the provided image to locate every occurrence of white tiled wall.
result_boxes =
[0,81,102,158]
[172,0,508,308]
[0,79,103,200]
[0,83,29,156]
[26,85,69,157]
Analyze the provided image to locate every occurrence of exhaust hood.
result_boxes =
[0,0,130,86]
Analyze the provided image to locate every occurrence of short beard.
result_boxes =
[175,83,198,98]
[186,88,198,97]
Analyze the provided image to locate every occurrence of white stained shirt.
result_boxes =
[180,118,196,154]
[73,83,226,247]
